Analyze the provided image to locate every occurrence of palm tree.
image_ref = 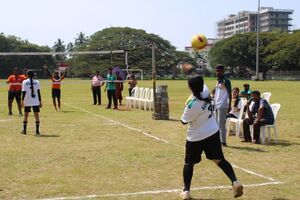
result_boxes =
[74,32,89,47]
[53,38,66,61]
[53,38,66,52]
[67,42,74,52]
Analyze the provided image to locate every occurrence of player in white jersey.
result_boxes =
[180,75,243,199]
[21,71,42,135]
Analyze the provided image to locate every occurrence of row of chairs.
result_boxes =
[227,92,281,143]
[125,87,154,111]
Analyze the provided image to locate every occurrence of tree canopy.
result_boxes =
[68,27,194,77]
[0,33,55,78]
[208,30,300,77]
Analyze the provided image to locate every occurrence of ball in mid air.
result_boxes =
[191,34,207,51]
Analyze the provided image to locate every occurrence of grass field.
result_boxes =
[0,78,299,200]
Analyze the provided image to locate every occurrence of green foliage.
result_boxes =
[0,33,55,78]
[68,27,194,77]
[208,31,300,77]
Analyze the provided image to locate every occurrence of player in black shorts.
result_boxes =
[180,75,243,199]
[21,71,42,135]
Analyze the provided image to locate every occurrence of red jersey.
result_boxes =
[51,76,65,89]
[7,74,27,91]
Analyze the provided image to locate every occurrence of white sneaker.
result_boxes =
[232,181,243,198]
[180,190,190,200]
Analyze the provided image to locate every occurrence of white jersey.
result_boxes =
[214,82,229,109]
[181,96,219,142]
[22,79,41,107]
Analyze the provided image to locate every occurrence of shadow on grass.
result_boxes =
[61,110,76,113]
[264,139,300,147]
[226,145,267,152]
[272,198,290,200]
[168,118,181,122]
[36,134,60,138]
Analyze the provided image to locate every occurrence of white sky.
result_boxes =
[1,0,299,51]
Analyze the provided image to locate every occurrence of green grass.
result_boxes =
[0,79,299,199]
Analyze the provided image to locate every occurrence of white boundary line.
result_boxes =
[35,182,282,200]
[35,103,282,200]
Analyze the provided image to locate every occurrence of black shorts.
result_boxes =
[185,131,224,164]
[8,91,21,101]
[24,106,40,113]
[52,88,61,99]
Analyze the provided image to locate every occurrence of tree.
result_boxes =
[53,38,66,62]
[208,31,285,77]
[265,31,300,71]
[74,32,89,48]
[0,33,55,78]
[69,27,193,77]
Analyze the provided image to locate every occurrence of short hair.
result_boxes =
[251,90,260,96]
[243,83,249,87]
[216,64,224,70]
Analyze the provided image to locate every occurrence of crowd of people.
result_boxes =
[212,64,274,145]
[5,66,138,135]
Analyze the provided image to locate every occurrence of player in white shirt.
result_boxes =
[21,71,42,135]
[180,75,243,199]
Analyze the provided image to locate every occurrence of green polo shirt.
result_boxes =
[106,74,116,90]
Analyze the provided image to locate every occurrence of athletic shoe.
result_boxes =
[180,190,190,200]
[19,112,23,117]
[21,130,26,135]
[36,131,40,135]
[222,143,228,147]
[8,112,13,116]
[105,106,111,109]
[232,181,243,198]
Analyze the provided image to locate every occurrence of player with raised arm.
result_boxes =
[180,75,243,199]
[44,65,66,111]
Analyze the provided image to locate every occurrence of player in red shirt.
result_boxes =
[6,67,27,116]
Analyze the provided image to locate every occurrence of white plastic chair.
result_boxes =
[133,87,145,108]
[126,87,139,108]
[143,88,154,111]
[260,103,281,143]
[226,98,247,137]
[138,88,149,109]
[261,92,271,102]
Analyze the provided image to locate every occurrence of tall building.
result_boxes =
[217,7,294,38]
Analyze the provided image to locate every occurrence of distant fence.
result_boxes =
[266,71,300,80]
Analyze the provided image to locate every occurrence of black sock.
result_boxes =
[183,163,194,191]
[217,159,237,183]
[35,121,40,132]
[23,121,27,132]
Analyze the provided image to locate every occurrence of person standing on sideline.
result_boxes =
[128,74,137,96]
[44,65,66,111]
[104,67,118,109]
[6,67,27,116]
[21,70,42,135]
[242,90,274,144]
[115,71,123,106]
[91,70,104,105]
[180,75,243,199]
[214,64,232,146]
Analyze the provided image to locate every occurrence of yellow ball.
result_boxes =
[191,34,207,51]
